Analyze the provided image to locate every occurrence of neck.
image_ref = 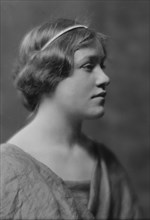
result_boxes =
[28,101,83,149]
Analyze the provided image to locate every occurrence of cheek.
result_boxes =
[54,80,79,109]
[56,77,80,96]
[54,74,95,113]
[61,86,85,108]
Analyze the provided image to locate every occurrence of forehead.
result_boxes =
[74,44,105,64]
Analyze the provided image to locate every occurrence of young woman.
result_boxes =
[0,18,141,219]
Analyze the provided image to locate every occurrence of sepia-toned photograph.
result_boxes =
[0,0,149,219]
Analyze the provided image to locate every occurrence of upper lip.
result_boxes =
[91,91,107,99]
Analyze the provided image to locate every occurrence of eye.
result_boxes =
[82,63,95,72]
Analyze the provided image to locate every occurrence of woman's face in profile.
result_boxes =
[52,46,110,120]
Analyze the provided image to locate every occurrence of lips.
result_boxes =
[91,91,106,99]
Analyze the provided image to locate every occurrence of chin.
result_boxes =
[86,108,105,120]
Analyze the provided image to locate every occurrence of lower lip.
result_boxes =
[92,96,105,104]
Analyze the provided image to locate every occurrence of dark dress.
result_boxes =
[0,142,141,219]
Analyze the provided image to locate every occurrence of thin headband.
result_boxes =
[41,25,88,51]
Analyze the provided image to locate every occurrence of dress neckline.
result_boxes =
[3,142,96,183]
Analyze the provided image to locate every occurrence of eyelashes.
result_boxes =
[82,61,106,72]
[82,63,95,72]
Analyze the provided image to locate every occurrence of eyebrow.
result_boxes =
[78,54,106,65]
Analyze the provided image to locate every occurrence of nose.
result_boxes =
[95,66,110,87]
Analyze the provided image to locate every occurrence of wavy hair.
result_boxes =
[13,18,108,111]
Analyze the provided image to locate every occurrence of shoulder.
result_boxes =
[0,143,35,175]
[84,136,128,181]
[0,143,37,192]
[91,140,142,218]
[91,140,133,191]
[0,143,58,219]
[90,139,126,174]
[0,143,45,197]
[85,137,121,170]
[0,143,27,218]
